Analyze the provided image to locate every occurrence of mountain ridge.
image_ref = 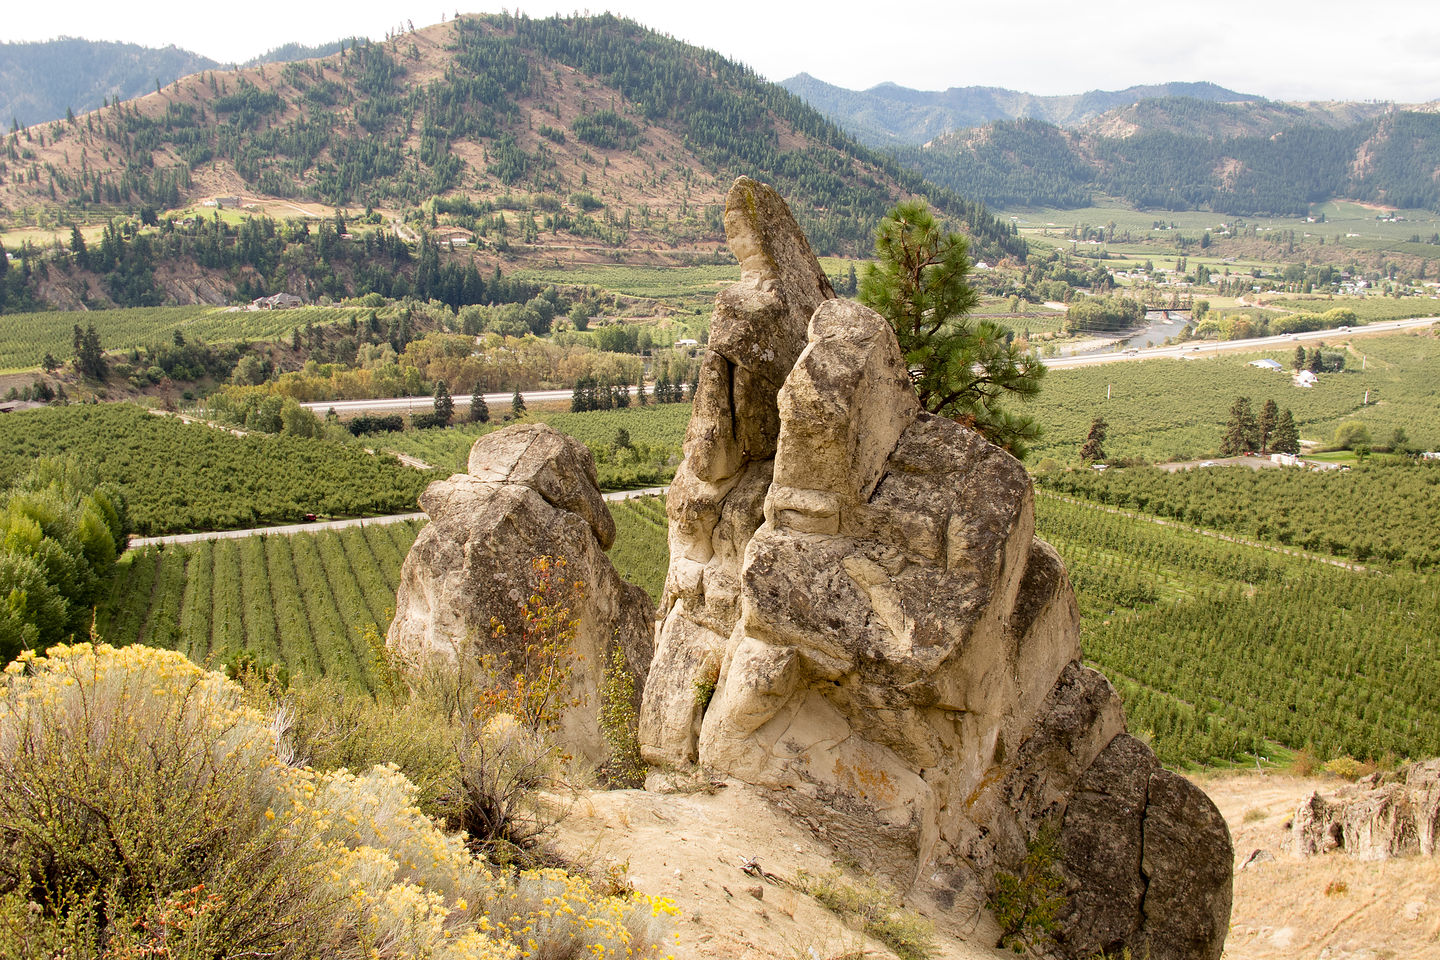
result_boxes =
[0,37,355,130]
[780,73,1263,146]
[781,75,1440,215]
[0,15,1024,275]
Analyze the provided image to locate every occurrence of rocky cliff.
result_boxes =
[639,176,1233,959]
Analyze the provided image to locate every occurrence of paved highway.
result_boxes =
[303,318,1436,415]
[301,387,615,416]
[1040,316,1436,370]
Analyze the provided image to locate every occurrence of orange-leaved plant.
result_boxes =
[480,555,585,738]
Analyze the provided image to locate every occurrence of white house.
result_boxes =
[1249,358,1284,372]
[1294,370,1318,388]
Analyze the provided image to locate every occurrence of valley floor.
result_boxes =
[1201,771,1440,958]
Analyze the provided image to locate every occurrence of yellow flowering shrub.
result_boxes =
[0,643,676,960]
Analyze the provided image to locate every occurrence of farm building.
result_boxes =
[251,293,305,310]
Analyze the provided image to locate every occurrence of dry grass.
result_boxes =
[1200,770,1440,958]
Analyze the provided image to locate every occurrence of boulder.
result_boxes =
[1291,759,1440,860]
[388,423,653,767]
[641,177,1233,959]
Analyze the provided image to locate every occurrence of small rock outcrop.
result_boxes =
[1292,760,1440,860]
[640,177,1232,959]
[388,423,653,766]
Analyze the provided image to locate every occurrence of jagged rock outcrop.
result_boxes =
[639,176,1232,959]
[388,423,653,767]
[1292,760,1440,860]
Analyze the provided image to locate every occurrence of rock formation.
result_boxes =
[640,177,1233,959]
[1292,760,1440,860]
[388,423,653,767]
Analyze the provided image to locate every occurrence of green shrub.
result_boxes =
[989,822,1067,953]
[795,867,935,960]
[600,645,646,787]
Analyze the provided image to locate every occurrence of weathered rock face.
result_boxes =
[1292,760,1440,860]
[640,177,1232,959]
[639,176,834,767]
[388,423,653,767]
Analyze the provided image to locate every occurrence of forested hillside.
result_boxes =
[782,77,1440,215]
[0,14,1022,262]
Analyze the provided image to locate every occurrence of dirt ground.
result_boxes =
[551,770,1440,960]
[1199,770,1440,959]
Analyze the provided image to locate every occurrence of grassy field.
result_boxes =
[376,328,1440,481]
[98,521,423,685]
[1026,330,1440,463]
[0,304,372,372]
[0,403,429,535]
[512,263,739,299]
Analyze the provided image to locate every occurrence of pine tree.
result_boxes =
[71,323,105,379]
[1080,417,1108,463]
[859,201,1044,457]
[1257,399,1278,453]
[1220,396,1257,456]
[511,384,525,416]
[1293,344,1307,372]
[635,377,648,406]
[432,379,454,426]
[571,379,587,413]
[1272,408,1300,455]
[468,392,490,423]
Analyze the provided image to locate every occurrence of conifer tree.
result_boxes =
[1220,396,1258,456]
[432,379,454,426]
[1080,417,1108,463]
[511,384,525,416]
[860,201,1044,457]
[1257,399,1278,452]
[1272,408,1300,455]
[468,392,489,423]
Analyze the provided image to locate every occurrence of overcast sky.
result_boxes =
[4,1,1437,103]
